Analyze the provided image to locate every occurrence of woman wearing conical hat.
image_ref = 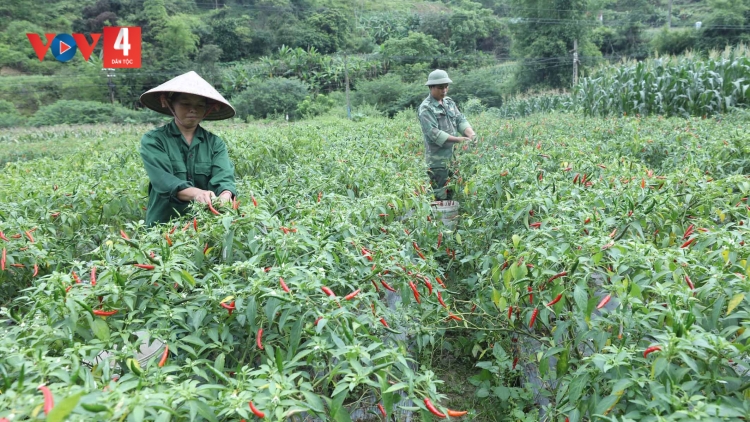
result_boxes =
[139,71,237,226]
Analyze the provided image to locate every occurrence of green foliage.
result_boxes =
[697,0,750,50]
[353,73,425,117]
[380,32,443,67]
[296,94,335,118]
[154,15,201,62]
[574,47,750,117]
[204,13,255,62]
[509,0,594,90]
[233,77,309,120]
[0,99,25,128]
[448,67,508,108]
[27,100,165,127]
[651,27,699,56]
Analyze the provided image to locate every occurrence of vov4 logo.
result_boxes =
[26,27,141,68]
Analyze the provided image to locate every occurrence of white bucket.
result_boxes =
[431,200,460,229]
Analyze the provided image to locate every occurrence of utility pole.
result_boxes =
[344,52,351,119]
[105,68,115,105]
[668,0,672,28]
[572,39,578,87]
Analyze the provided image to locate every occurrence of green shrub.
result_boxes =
[353,74,425,117]
[28,100,166,127]
[233,78,309,120]
[0,99,25,128]
[296,94,336,118]
[448,67,506,109]
[651,27,698,55]
[462,98,485,116]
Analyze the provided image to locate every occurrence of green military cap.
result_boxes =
[425,69,453,86]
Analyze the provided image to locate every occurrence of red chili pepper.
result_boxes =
[682,225,694,239]
[582,173,588,184]
[512,356,519,369]
[232,198,239,210]
[417,250,426,260]
[447,312,462,321]
[546,294,563,306]
[207,201,220,215]
[10,234,20,239]
[72,271,81,284]
[597,294,611,309]
[90,266,97,286]
[317,191,322,203]
[248,401,265,418]
[165,233,173,247]
[220,301,236,315]
[10,263,24,268]
[321,286,335,297]
[182,221,190,231]
[344,289,361,300]
[409,281,421,304]
[437,232,442,248]
[437,291,447,308]
[447,409,468,417]
[24,230,34,243]
[500,261,509,271]
[423,279,433,295]
[252,196,258,207]
[314,316,323,326]
[378,403,387,418]
[120,230,130,240]
[93,309,118,317]
[38,385,54,415]
[527,286,533,303]
[643,345,661,358]
[134,264,155,270]
[584,217,590,224]
[33,263,39,277]
[370,279,380,292]
[169,225,177,235]
[380,279,397,292]
[529,222,542,228]
[0,231,7,242]
[193,217,198,232]
[435,276,446,287]
[256,328,264,350]
[685,275,694,290]
[508,306,513,319]
[547,271,567,284]
[529,308,538,328]
[573,174,579,184]
[0,248,5,271]
[680,237,697,248]
[379,318,389,328]
[279,277,290,293]
[412,241,420,251]
[424,398,446,419]
[158,345,169,367]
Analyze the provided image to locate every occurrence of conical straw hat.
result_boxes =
[140,71,235,120]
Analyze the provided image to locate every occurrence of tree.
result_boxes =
[698,0,750,50]
[509,0,595,90]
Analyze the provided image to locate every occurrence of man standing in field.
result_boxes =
[418,69,476,201]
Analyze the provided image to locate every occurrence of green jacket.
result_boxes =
[417,95,472,168]
[139,120,236,226]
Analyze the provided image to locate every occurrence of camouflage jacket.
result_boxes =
[417,95,472,168]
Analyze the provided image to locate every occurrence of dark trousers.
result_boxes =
[428,167,454,200]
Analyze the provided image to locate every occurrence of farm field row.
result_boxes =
[1,110,749,421]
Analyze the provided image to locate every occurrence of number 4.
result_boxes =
[114,27,130,57]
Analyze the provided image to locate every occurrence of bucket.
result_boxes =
[431,200,460,230]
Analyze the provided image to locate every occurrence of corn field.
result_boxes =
[487,46,750,119]
[574,46,750,118]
